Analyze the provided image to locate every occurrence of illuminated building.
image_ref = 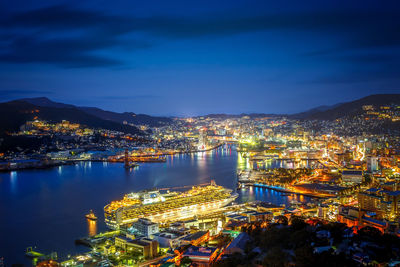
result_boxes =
[153,232,181,248]
[115,236,159,259]
[362,105,374,111]
[224,232,250,255]
[130,218,159,238]
[337,205,360,227]
[337,205,388,232]
[358,187,400,219]
[198,131,209,150]
[180,231,210,246]
[382,181,399,191]
[358,189,383,213]
[36,260,60,267]
[342,169,363,184]
[367,156,379,172]
[181,246,218,267]
[334,151,353,165]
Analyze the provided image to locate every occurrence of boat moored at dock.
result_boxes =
[104,181,238,229]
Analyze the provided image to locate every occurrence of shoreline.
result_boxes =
[242,182,332,199]
[0,143,227,172]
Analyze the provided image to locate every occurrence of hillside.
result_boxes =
[19,97,76,109]
[292,94,400,120]
[0,100,144,135]
[291,103,342,119]
[202,113,282,119]
[79,107,172,127]
[21,97,172,127]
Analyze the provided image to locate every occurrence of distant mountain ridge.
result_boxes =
[19,97,76,109]
[0,100,144,135]
[291,94,400,120]
[200,113,282,119]
[79,107,171,127]
[201,94,400,121]
[19,97,172,127]
[2,94,399,136]
[290,103,343,119]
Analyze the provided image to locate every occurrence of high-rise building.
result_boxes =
[198,131,208,150]
[358,187,400,219]
[367,156,379,172]
[115,236,159,259]
[130,218,159,238]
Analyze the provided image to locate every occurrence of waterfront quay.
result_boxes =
[0,159,66,172]
[62,201,286,267]
[237,169,342,198]
[21,177,327,267]
[2,113,400,266]
[0,146,242,265]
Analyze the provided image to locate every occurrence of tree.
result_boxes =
[290,216,307,231]
[356,226,382,241]
[180,256,192,267]
[294,246,314,267]
[214,253,246,267]
[262,247,289,267]
[275,215,288,225]
[289,229,311,249]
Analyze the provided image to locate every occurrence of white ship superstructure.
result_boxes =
[104,181,237,228]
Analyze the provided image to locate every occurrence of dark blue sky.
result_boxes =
[0,0,399,116]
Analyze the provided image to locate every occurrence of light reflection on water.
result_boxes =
[0,145,312,265]
[10,171,17,194]
[87,220,97,237]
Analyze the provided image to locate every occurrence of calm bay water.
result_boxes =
[0,146,310,265]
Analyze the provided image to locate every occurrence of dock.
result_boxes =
[25,247,58,262]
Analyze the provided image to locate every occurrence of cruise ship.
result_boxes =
[104,181,238,229]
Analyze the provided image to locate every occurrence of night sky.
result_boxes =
[0,0,399,116]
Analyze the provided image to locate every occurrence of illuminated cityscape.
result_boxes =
[1,1,400,267]
[1,99,400,266]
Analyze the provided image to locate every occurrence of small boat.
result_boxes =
[124,162,139,169]
[85,210,97,221]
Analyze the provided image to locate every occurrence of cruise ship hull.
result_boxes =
[104,184,237,229]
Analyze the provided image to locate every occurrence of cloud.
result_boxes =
[338,54,399,64]
[4,5,399,41]
[0,5,151,68]
[303,50,400,85]
[0,36,125,68]
[3,5,118,30]
[306,66,400,85]
[305,50,400,65]
[96,95,161,100]
[0,4,399,68]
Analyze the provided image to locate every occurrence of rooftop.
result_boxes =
[226,232,250,251]
[182,245,217,257]
[182,231,209,241]
[342,170,363,175]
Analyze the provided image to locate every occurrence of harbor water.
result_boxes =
[0,145,311,265]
